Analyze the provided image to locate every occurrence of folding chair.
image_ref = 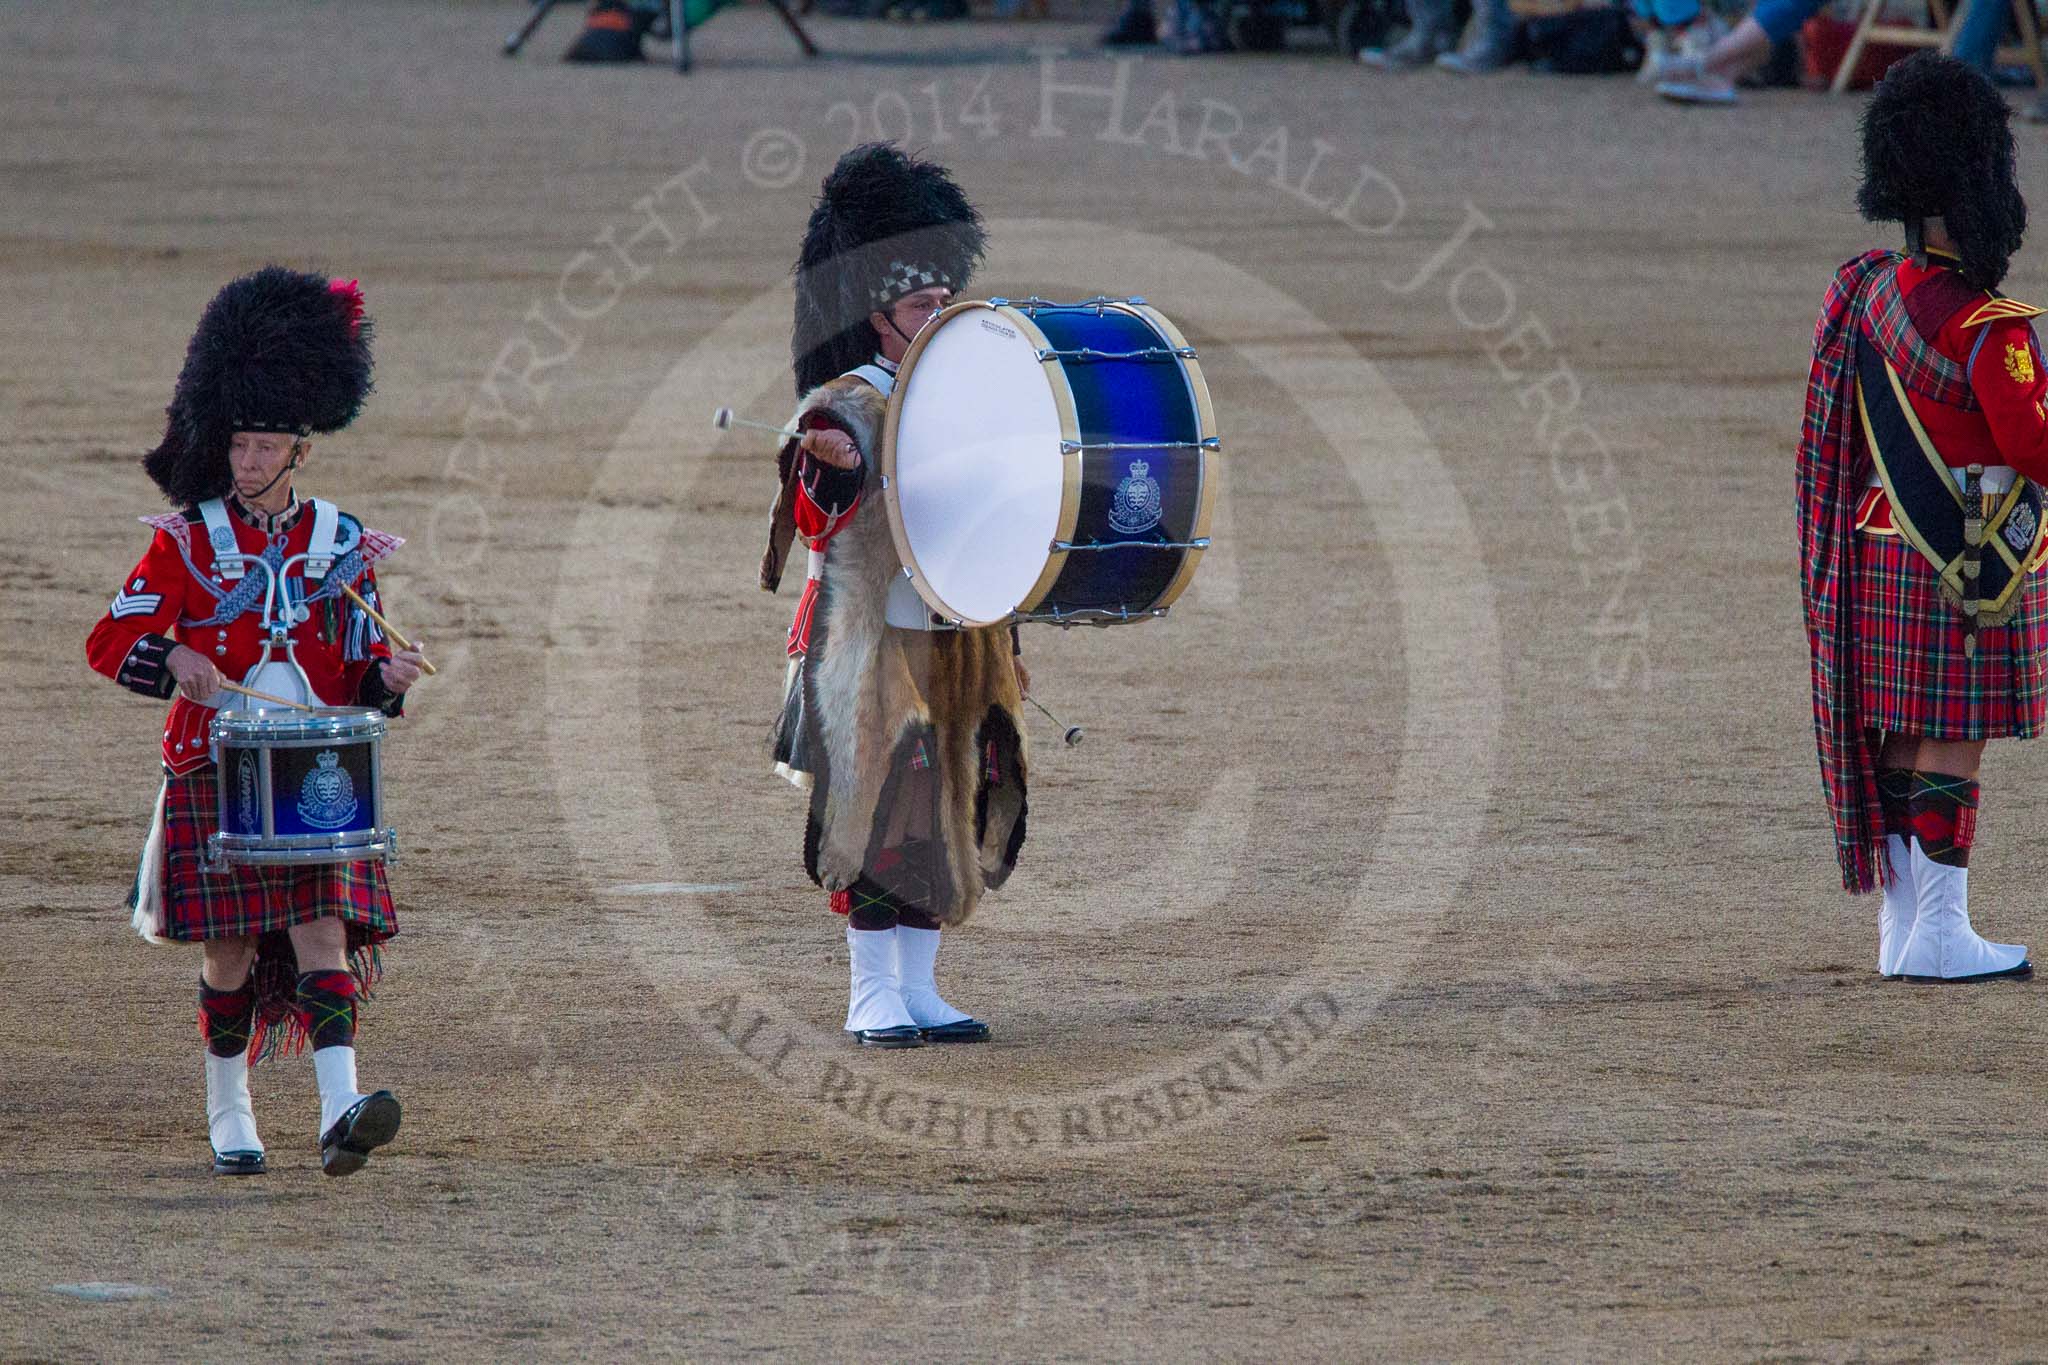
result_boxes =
[1828,0,2047,93]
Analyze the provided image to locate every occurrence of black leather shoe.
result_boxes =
[211,1149,266,1176]
[320,1091,402,1177]
[848,1026,926,1048]
[919,1019,990,1043]
[1903,958,2034,984]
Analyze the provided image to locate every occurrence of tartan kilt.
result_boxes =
[1854,532,2048,740]
[160,763,397,943]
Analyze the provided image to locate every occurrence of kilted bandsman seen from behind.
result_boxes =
[761,144,1030,1047]
[1798,52,2048,982]
[86,268,428,1174]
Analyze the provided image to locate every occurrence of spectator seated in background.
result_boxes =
[563,0,657,60]
[1655,0,2040,106]
[1357,0,1516,71]
[1632,0,1724,84]
[1100,0,1231,50]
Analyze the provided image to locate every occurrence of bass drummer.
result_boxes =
[85,268,426,1177]
[762,144,1031,1048]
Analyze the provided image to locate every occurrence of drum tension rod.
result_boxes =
[1015,605,1171,626]
[1060,438,1220,453]
[991,295,1146,314]
[1050,537,1212,553]
[1036,347,1197,363]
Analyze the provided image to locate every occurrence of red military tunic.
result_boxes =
[86,495,405,968]
[1855,252,2048,532]
[87,498,403,773]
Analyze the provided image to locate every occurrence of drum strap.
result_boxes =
[198,498,245,580]
[304,497,340,582]
[848,362,896,398]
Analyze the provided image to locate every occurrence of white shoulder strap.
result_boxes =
[196,498,244,580]
[304,498,341,581]
[848,364,896,398]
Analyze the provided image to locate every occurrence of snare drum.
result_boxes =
[881,296,1218,628]
[205,707,398,869]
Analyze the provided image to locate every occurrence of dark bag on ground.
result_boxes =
[1516,5,1644,74]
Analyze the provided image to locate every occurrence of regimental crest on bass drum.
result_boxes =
[297,749,360,830]
[1109,459,1164,536]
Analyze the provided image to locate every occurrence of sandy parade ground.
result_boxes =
[7,0,2048,1358]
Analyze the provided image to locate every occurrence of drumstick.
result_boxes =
[339,582,438,677]
[1028,696,1085,747]
[712,407,803,442]
[220,681,316,711]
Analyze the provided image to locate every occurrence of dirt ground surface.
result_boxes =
[8,1,2048,1359]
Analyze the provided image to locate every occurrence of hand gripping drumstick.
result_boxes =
[339,582,438,677]
[712,407,803,442]
[1028,696,1084,747]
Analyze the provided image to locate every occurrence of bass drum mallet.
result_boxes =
[712,407,802,441]
[1029,696,1084,747]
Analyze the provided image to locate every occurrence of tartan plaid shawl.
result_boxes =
[1798,249,1896,894]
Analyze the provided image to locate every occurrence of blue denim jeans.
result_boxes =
[1752,0,1826,44]
[1409,0,1516,42]
[1950,0,2012,70]
[1632,0,1703,26]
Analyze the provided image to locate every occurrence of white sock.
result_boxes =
[896,926,972,1027]
[844,925,916,1032]
[205,1050,263,1156]
[313,1045,366,1134]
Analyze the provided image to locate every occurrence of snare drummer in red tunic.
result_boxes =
[85,268,427,1177]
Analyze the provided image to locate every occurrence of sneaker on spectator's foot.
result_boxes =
[1100,2,1157,44]
[1677,12,1726,61]
[1359,24,1449,68]
[1657,71,1738,103]
[1437,31,1512,72]
[1636,27,1673,83]
[1645,49,1701,83]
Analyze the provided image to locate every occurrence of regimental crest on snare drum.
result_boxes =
[1109,459,1164,536]
[297,750,359,830]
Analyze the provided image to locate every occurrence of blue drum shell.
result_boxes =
[1025,307,1205,618]
[211,709,385,847]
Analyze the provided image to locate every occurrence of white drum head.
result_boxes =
[886,305,1069,627]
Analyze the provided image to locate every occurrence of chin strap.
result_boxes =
[1906,217,1928,271]
[235,447,303,522]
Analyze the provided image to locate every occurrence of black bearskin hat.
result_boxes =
[1858,50,2026,291]
[791,143,986,397]
[143,266,375,506]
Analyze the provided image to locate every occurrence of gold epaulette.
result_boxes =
[1961,297,2047,328]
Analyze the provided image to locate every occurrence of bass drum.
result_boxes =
[880,297,1219,628]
